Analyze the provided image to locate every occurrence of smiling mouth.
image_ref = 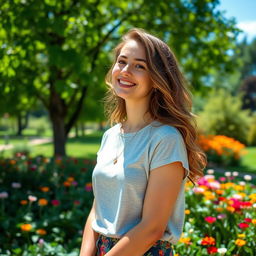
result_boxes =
[118,79,136,88]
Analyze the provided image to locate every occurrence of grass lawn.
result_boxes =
[0,131,103,160]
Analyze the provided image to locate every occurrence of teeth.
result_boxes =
[119,79,135,86]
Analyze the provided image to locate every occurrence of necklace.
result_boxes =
[113,123,145,165]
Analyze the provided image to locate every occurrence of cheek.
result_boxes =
[112,65,120,79]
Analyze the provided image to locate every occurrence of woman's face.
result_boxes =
[111,39,153,103]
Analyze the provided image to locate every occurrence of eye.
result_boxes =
[117,59,126,65]
[135,64,146,70]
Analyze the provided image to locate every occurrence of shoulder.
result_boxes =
[102,123,120,138]
[151,121,183,141]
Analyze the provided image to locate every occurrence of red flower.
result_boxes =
[205,216,217,224]
[218,197,225,201]
[51,199,60,206]
[207,246,218,254]
[244,218,252,223]
[238,222,249,229]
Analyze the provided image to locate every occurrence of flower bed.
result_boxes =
[198,135,246,166]
[0,156,255,255]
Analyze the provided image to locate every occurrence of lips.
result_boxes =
[118,79,136,88]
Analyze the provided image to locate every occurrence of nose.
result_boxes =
[120,64,132,76]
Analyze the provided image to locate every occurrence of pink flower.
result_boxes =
[244,218,252,223]
[51,199,60,206]
[28,195,37,202]
[217,214,226,219]
[205,216,217,224]
[219,177,226,182]
[238,222,249,229]
[85,183,92,192]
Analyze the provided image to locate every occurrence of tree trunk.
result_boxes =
[49,85,67,157]
[51,114,67,157]
[16,112,29,136]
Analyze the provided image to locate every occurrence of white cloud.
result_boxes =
[237,21,256,41]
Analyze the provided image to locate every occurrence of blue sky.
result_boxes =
[218,0,256,41]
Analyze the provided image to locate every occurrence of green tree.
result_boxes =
[0,0,240,156]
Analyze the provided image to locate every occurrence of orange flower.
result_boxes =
[216,207,223,212]
[20,224,32,232]
[40,187,50,192]
[235,239,246,246]
[63,181,71,187]
[226,206,235,212]
[184,209,190,215]
[9,159,16,165]
[36,229,47,235]
[252,219,256,224]
[38,198,48,206]
[216,189,224,195]
[201,236,215,245]
[20,200,28,205]
[67,177,75,182]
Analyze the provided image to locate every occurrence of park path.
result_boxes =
[0,137,52,152]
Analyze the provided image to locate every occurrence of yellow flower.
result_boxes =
[237,234,245,238]
[204,191,215,200]
[235,239,246,246]
[38,198,48,206]
[20,224,32,232]
[252,219,256,224]
[234,185,245,191]
[185,209,190,215]
[179,237,191,244]
[36,229,47,235]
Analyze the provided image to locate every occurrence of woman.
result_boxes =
[80,28,206,256]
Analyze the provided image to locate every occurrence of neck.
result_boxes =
[122,99,154,133]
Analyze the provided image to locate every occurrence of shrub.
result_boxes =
[197,89,251,144]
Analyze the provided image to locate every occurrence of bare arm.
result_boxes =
[104,162,184,256]
[79,199,99,256]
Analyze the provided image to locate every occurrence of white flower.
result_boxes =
[0,192,9,199]
[239,181,246,186]
[232,171,239,177]
[12,182,21,188]
[244,175,252,181]
[224,172,231,177]
[253,203,256,208]
[218,248,227,254]
[28,195,37,202]
[188,228,194,233]
[232,194,243,200]
[193,187,205,194]
[206,169,215,174]
[204,175,215,180]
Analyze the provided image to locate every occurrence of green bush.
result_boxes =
[197,89,251,144]
[248,114,256,146]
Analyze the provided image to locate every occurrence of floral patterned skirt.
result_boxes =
[95,234,173,256]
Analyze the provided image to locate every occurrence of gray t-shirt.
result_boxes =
[91,121,189,244]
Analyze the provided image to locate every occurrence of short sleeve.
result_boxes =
[149,133,190,179]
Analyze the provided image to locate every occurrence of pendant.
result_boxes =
[113,158,117,164]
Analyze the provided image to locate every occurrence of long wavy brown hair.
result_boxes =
[104,28,206,183]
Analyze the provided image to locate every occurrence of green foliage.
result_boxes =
[197,89,251,144]
[247,114,256,146]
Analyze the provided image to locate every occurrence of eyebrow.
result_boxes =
[119,55,147,63]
